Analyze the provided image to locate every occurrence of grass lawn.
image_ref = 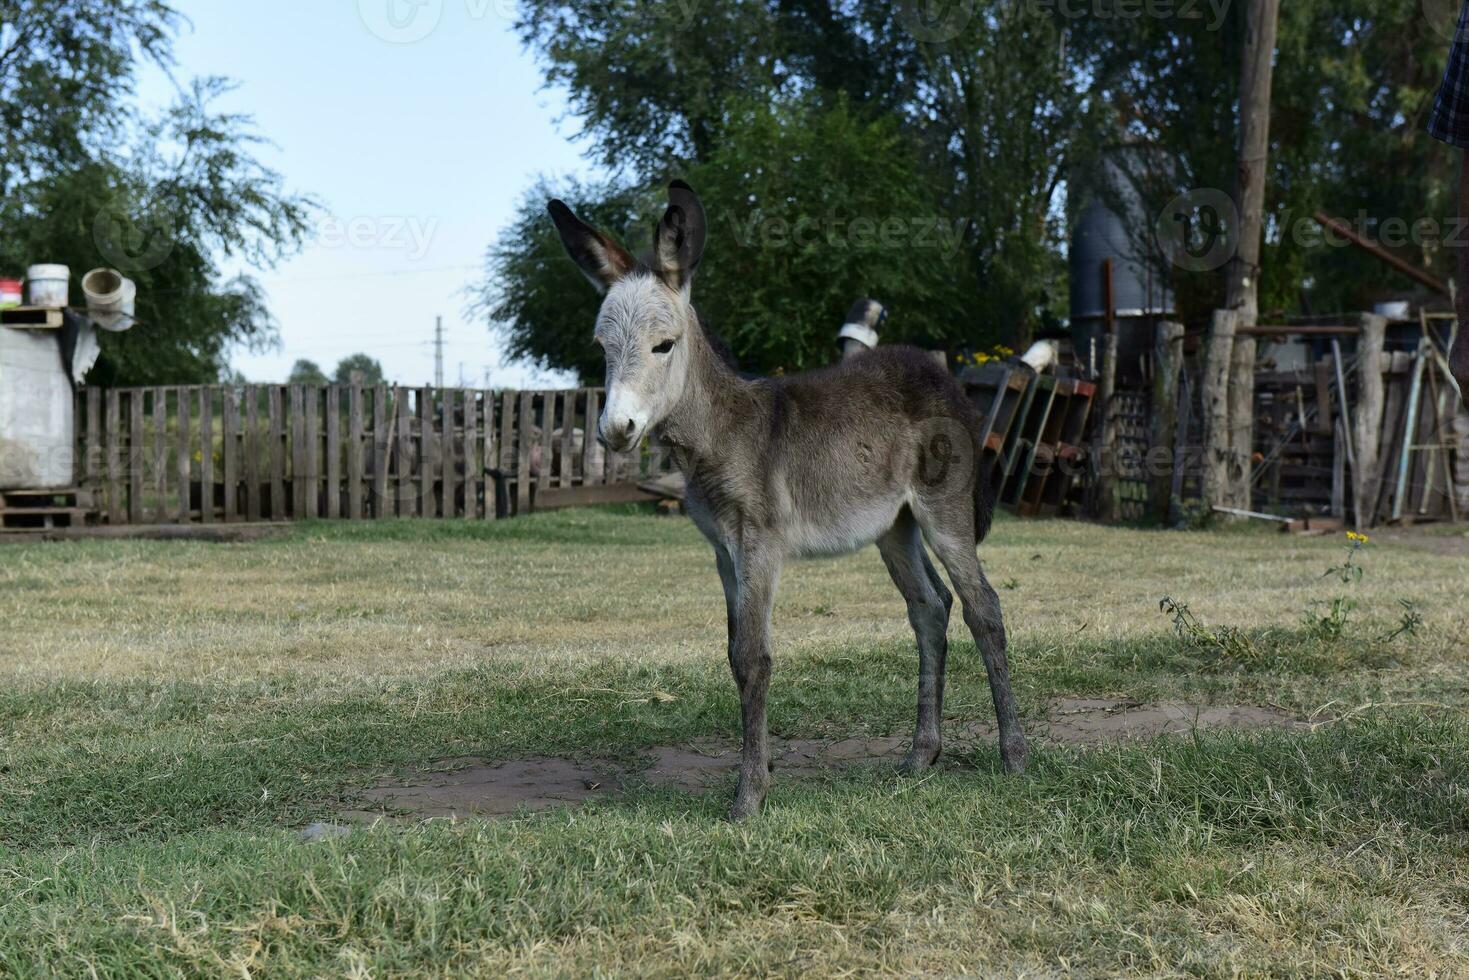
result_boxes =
[2,510,1467,976]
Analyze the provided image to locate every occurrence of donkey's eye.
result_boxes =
[651,339,675,355]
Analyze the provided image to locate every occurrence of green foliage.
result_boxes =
[1158,595,1262,665]
[685,95,976,373]
[333,353,386,386]
[0,3,315,384]
[287,359,329,386]
[1074,0,1456,322]
[490,1,1093,374]
[473,176,648,382]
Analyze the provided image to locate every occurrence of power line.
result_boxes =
[433,319,440,388]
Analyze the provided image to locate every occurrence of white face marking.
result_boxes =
[594,273,692,450]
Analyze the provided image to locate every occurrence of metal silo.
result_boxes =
[1069,148,1175,386]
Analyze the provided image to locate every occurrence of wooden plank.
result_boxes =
[327,385,342,519]
[268,386,285,522]
[482,391,496,520]
[107,389,123,524]
[199,388,214,524]
[348,383,364,519]
[582,389,600,486]
[420,387,435,517]
[85,387,101,488]
[176,387,191,522]
[517,390,533,515]
[559,391,576,488]
[304,386,320,519]
[151,388,167,522]
[289,385,304,518]
[538,391,557,496]
[536,483,660,511]
[244,386,261,522]
[396,387,416,517]
[441,388,457,518]
[372,385,389,517]
[496,390,514,519]
[1353,314,1387,528]
[128,391,144,524]
[463,390,479,520]
[498,389,515,473]
[224,387,240,523]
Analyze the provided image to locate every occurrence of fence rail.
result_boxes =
[72,384,663,525]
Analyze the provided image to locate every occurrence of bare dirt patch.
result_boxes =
[343,698,1303,822]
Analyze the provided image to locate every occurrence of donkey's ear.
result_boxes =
[651,180,707,292]
[548,199,636,294]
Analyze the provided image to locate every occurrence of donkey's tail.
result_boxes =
[974,456,996,544]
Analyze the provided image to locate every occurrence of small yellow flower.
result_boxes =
[1346,531,1369,544]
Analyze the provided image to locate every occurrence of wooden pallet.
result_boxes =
[961,362,1036,487]
[0,305,64,328]
[0,487,96,531]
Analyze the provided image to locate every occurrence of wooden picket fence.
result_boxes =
[71,384,666,525]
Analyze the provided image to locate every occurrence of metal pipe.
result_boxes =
[1391,340,1428,522]
[1313,211,1451,295]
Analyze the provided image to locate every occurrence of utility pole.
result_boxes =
[433,315,444,389]
[1224,0,1279,510]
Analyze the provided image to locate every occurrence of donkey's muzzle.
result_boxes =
[597,415,640,453]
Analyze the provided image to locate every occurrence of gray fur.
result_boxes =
[550,182,1028,820]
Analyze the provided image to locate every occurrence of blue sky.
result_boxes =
[137,1,596,387]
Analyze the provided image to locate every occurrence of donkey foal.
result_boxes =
[550,181,1028,820]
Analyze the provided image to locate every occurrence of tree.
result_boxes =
[333,353,385,386]
[476,97,982,379]
[1073,0,1456,321]
[287,359,328,385]
[474,176,645,383]
[0,2,315,384]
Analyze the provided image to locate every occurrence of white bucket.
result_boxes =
[1373,301,1410,320]
[25,264,69,308]
[81,267,137,332]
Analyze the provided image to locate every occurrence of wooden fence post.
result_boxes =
[517,391,533,515]
[1353,313,1387,529]
[269,387,285,521]
[1150,321,1185,523]
[246,384,261,520]
[396,386,415,517]
[225,387,241,523]
[127,390,142,523]
[583,389,601,487]
[419,386,435,517]
[327,384,342,519]
[152,388,167,522]
[199,388,214,524]
[106,389,123,524]
[176,387,190,522]
[463,390,479,520]
[348,381,365,519]
[372,384,389,518]
[441,388,456,518]
[1228,332,1258,510]
[1203,309,1239,512]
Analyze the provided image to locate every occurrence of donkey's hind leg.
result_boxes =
[877,510,954,774]
[920,519,1029,775]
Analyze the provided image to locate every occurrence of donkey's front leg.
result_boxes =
[727,545,780,821]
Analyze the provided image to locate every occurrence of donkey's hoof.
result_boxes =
[1000,734,1030,775]
[899,744,942,775]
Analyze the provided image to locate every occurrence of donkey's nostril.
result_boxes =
[624,419,636,435]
